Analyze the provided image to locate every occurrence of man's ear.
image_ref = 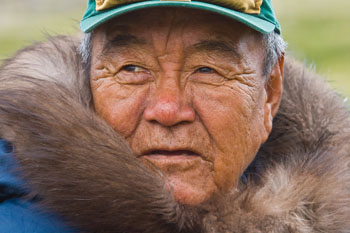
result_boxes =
[263,54,284,135]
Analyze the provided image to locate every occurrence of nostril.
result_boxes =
[148,119,159,125]
[143,86,195,126]
[143,100,183,126]
[144,105,195,126]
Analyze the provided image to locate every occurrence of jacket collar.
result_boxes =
[0,36,349,233]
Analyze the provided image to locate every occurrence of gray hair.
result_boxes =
[262,32,287,76]
[79,32,93,79]
[79,31,287,78]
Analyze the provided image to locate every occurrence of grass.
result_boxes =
[0,0,84,59]
[274,0,350,97]
[0,16,81,57]
[1,0,349,97]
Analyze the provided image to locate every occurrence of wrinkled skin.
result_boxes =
[90,8,284,205]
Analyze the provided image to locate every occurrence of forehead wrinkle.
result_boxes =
[150,14,183,58]
[150,22,188,74]
[187,40,242,60]
[102,33,147,54]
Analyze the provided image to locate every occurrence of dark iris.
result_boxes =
[197,67,215,74]
[122,65,140,72]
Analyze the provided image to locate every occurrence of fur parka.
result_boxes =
[0,36,349,233]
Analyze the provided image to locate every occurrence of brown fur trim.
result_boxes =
[202,59,350,233]
[0,37,349,233]
[0,37,199,233]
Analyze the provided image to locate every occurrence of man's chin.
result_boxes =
[141,155,217,205]
[170,177,216,205]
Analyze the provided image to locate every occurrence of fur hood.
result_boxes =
[0,36,349,233]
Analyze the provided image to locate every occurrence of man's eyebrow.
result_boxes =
[190,40,241,59]
[103,34,146,53]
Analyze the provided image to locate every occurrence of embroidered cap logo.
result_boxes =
[95,0,262,14]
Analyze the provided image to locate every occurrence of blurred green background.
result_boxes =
[0,0,349,97]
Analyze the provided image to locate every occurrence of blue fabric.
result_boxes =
[0,139,77,233]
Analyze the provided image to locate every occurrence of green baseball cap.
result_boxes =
[81,0,281,34]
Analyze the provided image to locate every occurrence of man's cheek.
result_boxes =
[189,85,257,189]
[92,80,150,137]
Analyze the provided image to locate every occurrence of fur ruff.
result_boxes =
[0,36,349,233]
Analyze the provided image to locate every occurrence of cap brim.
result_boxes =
[81,1,276,34]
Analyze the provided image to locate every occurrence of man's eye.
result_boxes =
[116,64,152,84]
[121,65,147,73]
[190,66,225,85]
[196,67,215,74]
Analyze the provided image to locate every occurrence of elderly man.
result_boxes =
[0,0,349,233]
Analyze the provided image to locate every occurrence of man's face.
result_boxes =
[90,8,283,205]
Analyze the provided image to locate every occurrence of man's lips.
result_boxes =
[139,149,202,163]
[138,149,211,175]
[143,150,198,157]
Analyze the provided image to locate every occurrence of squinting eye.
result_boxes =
[196,67,215,74]
[190,66,224,85]
[116,64,152,84]
[121,65,147,73]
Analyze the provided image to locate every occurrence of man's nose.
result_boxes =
[143,80,195,127]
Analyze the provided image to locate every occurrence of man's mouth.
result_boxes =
[143,150,198,157]
[139,149,202,164]
[138,148,211,181]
